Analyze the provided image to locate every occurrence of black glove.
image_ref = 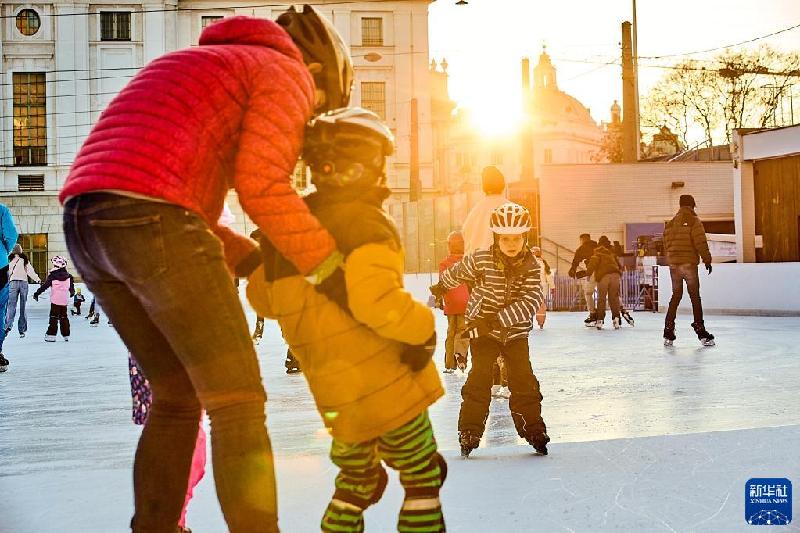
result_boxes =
[705,263,712,275]
[401,332,437,372]
[235,247,263,278]
[314,267,349,312]
[33,292,39,302]
[429,283,447,298]
[460,315,501,339]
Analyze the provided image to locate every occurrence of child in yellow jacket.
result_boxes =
[247,108,445,533]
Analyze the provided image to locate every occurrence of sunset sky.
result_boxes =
[428,0,800,136]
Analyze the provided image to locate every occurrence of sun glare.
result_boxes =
[463,96,524,138]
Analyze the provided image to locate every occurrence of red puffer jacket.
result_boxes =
[439,254,469,315]
[59,17,335,274]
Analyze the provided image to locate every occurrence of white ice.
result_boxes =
[1,276,798,532]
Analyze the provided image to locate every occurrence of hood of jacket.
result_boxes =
[47,267,71,281]
[199,16,304,63]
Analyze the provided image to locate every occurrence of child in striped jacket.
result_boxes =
[432,202,550,457]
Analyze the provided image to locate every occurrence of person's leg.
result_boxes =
[665,265,684,328]
[18,282,28,334]
[580,278,596,314]
[502,338,547,441]
[322,437,383,533]
[453,315,469,368]
[0,283,9,352]
[378,412,446,533]
[4,280,20,332]
[65,196,278,532]
[58,305,70,338]
[46,303,59,338]
[682,264,704,324]
[459,337,500,439]
[74,300,82,316]
[608,273,621,319]
[596,276,609,322]
[178,422,207,530]
[444,315,457,370]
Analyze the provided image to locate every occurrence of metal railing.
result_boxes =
[548,267,659,312]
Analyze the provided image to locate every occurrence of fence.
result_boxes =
[548,267,660,312]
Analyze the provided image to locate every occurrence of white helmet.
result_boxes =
[490,202,532,235]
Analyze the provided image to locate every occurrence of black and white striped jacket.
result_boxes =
[439,247,543,343]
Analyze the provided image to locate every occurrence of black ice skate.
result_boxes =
[285,349,301,374]
[526,433,550,456]
[459,431,480,458]
[622,310,635,327]
[89,314,100,327]
[692,321,715,347]
[663,324,676,346]
[0,353,9,372]
[584,313,596,327]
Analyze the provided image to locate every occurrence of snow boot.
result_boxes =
[613,316,621,330]
[526,433,551,456]
[584,313,596,327]
[622,310,635,326]
[459,431,480,458]
[0,353,9,372]
[692,321,715,346]
[45,334,56,342]
[663,323,676,346]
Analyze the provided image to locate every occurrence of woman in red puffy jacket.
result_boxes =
[61,8,352,533]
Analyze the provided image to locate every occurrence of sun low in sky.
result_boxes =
[429,0,800,136]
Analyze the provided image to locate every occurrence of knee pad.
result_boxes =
[332,465,388,511]
[403,452,447,500]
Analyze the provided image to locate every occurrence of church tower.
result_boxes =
[534,46,557,91]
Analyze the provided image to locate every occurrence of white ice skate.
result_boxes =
[595,320,604,330]
[613,317,621,330]
[45,334,56,342]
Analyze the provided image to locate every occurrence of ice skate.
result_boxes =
[459,431,480,458]
[45,334,56,342]
[89,314,99,327]
[19,332,25,339]
[442,368,455,374]
[595,319,603,330]
[692,321,715,347]
[622,310,635,327]
[0,353,9,372]
[584,313,596,327]
[526,433,550,456]
[613,316,621,330]
[285,349,301,374]
[64,337,69,342]
[663,324,676,347]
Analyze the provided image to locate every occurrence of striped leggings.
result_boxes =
[322,411,446,533]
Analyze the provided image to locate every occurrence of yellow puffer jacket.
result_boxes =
[247,191,443,444]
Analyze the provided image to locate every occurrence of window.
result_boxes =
[361,82,386,119]
[16,9,41,36]
[13,73,47,166]
[201,16,223,29]
[544,148,553,164]
[100,12,131,41]
[18,175,45,191]
[361,17,383,46]
[17,234,48,280]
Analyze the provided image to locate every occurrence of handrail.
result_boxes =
[540,236,575,256]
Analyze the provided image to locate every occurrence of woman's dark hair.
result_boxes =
[9,250,29,266]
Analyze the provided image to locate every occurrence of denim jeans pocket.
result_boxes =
[89,215,167,283]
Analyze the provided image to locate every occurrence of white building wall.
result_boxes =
[1,0,433,268]
[539,162,734,254]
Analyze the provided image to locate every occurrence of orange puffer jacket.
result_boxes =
[59,17,335,275]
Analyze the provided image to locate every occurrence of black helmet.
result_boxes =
[276,5,353,113]
[304,107,395,189]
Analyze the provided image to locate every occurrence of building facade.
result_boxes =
[0,0,435,267]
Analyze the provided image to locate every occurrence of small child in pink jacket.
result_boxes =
[33,256,75,342]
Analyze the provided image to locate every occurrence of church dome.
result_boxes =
[530,48,598,128]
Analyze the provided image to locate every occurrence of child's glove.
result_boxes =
[429,283,447,298]
[32,293,39,302]
[460,315,502,339]
[401,332,437,372]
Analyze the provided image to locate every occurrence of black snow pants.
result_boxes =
[458,336,546,439]
[47,304,70,337]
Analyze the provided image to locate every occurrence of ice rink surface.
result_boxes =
[1,278,798,532]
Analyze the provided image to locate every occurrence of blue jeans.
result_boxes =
[64,193,277,533]
[0,282,8,352]
[5,280,29,334]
